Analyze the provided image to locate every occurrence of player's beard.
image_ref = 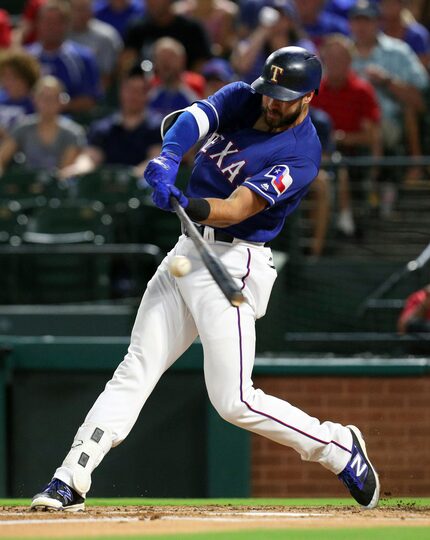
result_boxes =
[262,101,304,131]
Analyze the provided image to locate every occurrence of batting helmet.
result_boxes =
[251,46,322,102]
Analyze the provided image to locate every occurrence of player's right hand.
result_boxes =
[152,183,189,212]
[143,151,181,188]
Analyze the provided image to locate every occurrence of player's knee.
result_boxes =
[210,396,249,426]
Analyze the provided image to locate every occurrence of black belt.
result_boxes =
[184,224,235,243]
[183,224,269,246]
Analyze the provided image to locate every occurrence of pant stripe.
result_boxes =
[236,307,351,455]
[240,248,251,291]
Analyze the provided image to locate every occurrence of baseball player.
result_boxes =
[31,47,380,511]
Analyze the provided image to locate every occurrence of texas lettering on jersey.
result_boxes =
[200,133,246,183]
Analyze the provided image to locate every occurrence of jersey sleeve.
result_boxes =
[243,158,318,207]
[200,81,260,132]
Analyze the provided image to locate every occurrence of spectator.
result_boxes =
[146,37,204,129]
[349,0,428,186]
[307,107,332,257]
[398,284,430,334]
[0,50,41,136]
[231,1,316,84]
[120,0,212,74]
[0,9,12,49]
[295,0,350,48]
[173,0,239,57]
[380,0,430,69]
[27,0,102,113]
[312,33,382,235]
[0,76,85,176]
[324,0,358,20]
[201,57,235,97]
[59,64,161,179]
[94,0,146,39]
[12,0,46,46]
[69,0,123,90]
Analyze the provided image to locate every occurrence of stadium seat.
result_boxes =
[0,201,27,245]
[134,196,181,253]
[70,168,146,243]
[0,201,28,303]
[0,168,64,210]
[18,200,114,303]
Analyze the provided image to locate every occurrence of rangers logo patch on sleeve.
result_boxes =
[265,165,293,195]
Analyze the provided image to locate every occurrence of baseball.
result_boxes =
[169,255,192,277]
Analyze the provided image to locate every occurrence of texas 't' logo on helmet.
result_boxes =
[270,65,284,83]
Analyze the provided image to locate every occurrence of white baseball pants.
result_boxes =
[55,234,353,493]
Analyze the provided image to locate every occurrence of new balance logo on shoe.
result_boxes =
[350,453,368,479]
[338,425,380,509]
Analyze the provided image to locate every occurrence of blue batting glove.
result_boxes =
[144,151,181,188]
[152,183,189,212]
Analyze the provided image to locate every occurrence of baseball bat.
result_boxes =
[170,197,245,307]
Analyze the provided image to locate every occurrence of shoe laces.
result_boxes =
[339,464,364,490]
[45,478,74,504]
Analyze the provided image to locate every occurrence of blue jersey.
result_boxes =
[186,82,321,243]
[27,41,102,100]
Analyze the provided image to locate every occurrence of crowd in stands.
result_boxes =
[0,0,429,258]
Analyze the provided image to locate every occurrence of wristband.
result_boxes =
[185,198,211,222]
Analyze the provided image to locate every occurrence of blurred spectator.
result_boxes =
[313,33,382,235]
[231,1,316,84]
[146,37,204,129]
[398,284,430,334]
[295,0,350,48]
[324,0,357,20]
[59,64,161,179]
[0,76,85,176]
[237,0,267,37]
[27,0,102,113]
[307,107,332,257]
[120,0,212,74]
[380,0,430,69]
[0,50,41,136]
[12,0,46,46]
[412,0,430,31]
[349,0,428,185]
[0,9,12,49]
[93,0,146,39]
[173,0,239,57]
[201,57,235,97]
[69,0,123,90]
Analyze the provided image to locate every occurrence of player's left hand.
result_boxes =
[152,182,189,212]
[144,151,181,188]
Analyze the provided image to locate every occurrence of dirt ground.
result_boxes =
[0,504,429,538]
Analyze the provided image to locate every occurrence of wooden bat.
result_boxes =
[170,197,245,307]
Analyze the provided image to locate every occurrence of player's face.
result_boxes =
[261,95,306,131]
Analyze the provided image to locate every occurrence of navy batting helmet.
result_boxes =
[251,46,322,102]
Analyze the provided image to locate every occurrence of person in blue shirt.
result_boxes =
[27,0,102,113]
[94,0,146,39]
[31,47,380,513]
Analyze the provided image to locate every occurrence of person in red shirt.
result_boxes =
[313,33,382,236]
[398,285,430,334]
[0,9,12,48]
[12,0,46,46]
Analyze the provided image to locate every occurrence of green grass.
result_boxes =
[2,497,430,507]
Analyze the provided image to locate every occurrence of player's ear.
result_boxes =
[303,91,314,104]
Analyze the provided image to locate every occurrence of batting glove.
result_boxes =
[143,151,181,188]
[152,183,189,212]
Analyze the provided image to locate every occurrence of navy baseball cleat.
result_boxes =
[31,478,85,512]
[338,425,380,509]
